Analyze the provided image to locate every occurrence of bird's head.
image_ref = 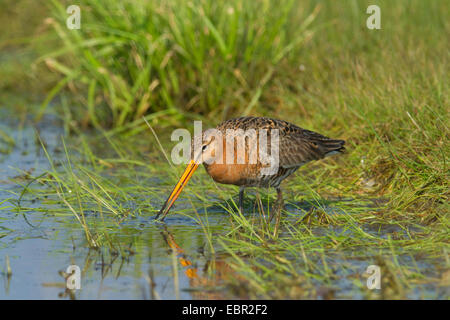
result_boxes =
[156,129,224,221]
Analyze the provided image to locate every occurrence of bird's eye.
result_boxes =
[202,144,208,151]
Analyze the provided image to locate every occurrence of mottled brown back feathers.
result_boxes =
[217,116,345,168]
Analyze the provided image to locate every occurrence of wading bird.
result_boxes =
[156,116,345,222]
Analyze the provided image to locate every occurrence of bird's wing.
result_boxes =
[278,128,345,168]
[216,116,345,168]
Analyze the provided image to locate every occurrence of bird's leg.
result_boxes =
[272,188,284,236]
[277,188,284,211]
[270,188,284,223]
[239,187,245,214]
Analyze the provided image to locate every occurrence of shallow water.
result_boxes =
[0,113,170,298]
[0,109,447,299]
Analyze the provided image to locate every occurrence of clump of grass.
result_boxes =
[39,0,318,127]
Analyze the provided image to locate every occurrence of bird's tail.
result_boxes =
[320,139,346,157]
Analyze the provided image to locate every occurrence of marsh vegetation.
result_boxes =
[0,0,448,299]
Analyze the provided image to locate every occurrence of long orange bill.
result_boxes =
[155,160,199,221]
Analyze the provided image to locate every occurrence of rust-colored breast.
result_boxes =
[203,135,261,186]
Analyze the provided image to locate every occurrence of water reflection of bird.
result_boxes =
[160,226,243,299]
[157,116,345,222]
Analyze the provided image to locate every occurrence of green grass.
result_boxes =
[38,0,319,127]
[1,0,449,299]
